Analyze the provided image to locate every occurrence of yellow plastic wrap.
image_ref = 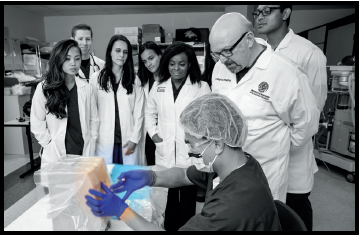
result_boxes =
[33,156,111,231]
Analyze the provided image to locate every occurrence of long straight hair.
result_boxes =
[158,41,201,87]
[42,39,81,119]
[137,41,162,87]
[97,35,135,94]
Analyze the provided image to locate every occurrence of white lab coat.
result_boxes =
[89,71,145,165]
[78,55,105,80]
[212,38,320,202]
[146,76,211,169]
[274,28,328,193]
[139,80,153,165]
[30,78,99,168]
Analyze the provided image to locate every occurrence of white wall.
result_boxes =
[290,9,355,33]
[44,12,224,60]
[254,8,355,39]
[4,5,45,41]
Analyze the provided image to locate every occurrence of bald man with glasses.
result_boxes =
[255,5,327,231]
[210,13,320,206]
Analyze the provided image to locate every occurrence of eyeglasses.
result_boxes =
[186,139,212,151]
[210,31,249,60]
[252,7,281,19]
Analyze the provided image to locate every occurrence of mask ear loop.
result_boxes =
[200,140,214,156]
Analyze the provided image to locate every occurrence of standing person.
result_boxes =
[71,23,105,82]
[210,13,320,203]
[254,5,328,231]
[89,35,145,165]
[31,39,99,168]
[85,93,282,231]
[138,41,163,166]
[146,41,211,231]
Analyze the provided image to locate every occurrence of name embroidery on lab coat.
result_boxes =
[250,89,270,100]
[215,78,231,82]
[157,87,165,92]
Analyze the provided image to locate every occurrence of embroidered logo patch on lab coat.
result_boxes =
[157,87,165,92]
[258,82,269,93]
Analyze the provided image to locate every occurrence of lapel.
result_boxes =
[174,75,191,105]
[144,81,149,100]
[276,28,294,52]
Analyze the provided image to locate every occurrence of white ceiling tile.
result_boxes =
[59,10,109,16]
[38,12,65,16]
[100,5,157,10]
[13,5,52,11]
[44,5,101,11]
[107,8,159,15]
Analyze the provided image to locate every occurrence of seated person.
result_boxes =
[85,93,282,231]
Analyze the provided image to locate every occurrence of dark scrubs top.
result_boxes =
[236,46,266,83]
[112,80,122,144]
[80,58,91,82]
[148,75,155,92]
[180,153,282,231]
[65,83,84,155]
[171,78,187,102]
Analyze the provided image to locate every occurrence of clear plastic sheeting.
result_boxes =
[33,156,111,231]
[109,164,168,229]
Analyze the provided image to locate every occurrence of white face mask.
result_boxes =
[191,140,219,173]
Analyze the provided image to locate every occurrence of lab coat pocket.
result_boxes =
[41,141,60,166]
[242,94,269,127]
[122,146,139,165]
[154,141,165,163]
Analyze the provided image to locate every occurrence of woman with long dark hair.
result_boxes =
[145,41,211,231]
[89,35,145,165]
[137,41,162,166]
[31,39,99,168]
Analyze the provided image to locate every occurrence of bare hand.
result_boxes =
[152,134,163,144]
[123,141,137,155]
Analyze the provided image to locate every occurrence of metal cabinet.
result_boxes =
[4,36,23,72]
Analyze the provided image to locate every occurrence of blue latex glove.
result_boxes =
[85,182,128,219]
[110,169,153,200]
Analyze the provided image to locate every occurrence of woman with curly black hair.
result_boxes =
[137,41,163,166]
[89,35,145,165]
[145,41,211,231]
[31,39,99,168]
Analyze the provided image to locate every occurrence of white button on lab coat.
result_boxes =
[146,76,211,169]
[211,38,320,202]
[89,71,145,165]
[274,29,328,193]
[30,78,99,168]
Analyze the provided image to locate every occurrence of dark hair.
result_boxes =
[137,41,162,87]
[280,5,292,26]
[71,23,93,38]
[201,43,215,88]
[42,39,82,119]
[158,41,201,86]
[97,35,135,94]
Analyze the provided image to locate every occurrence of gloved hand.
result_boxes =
[110,169,154,200]
[85,182,128,219]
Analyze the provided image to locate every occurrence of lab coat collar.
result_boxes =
[76,53,95,78]
[75,76,87,89]
[276,28,295,51]
[174,75,191,104]
[166,75,191,86]
[252,38,273,70]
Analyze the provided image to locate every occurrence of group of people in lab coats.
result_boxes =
[31,5,327,231]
